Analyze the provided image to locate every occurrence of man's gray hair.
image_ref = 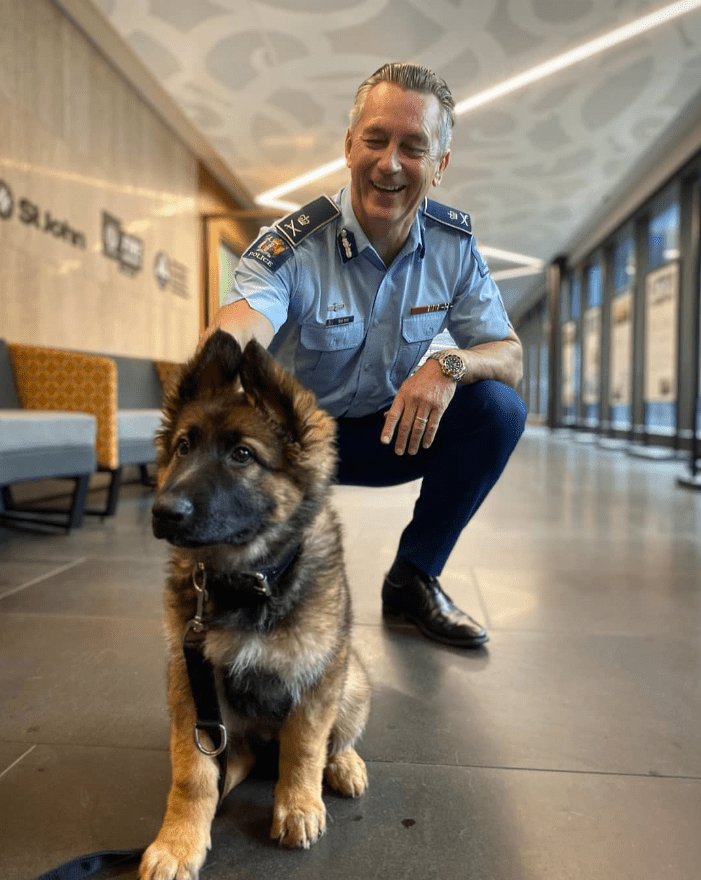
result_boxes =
[349,62,455,154]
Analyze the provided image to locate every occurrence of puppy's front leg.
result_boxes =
[140,658,220,880]
[271,701,337,849]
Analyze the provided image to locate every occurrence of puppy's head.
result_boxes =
[152,330,336,549]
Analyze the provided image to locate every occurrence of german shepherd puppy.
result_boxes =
[140,331,370,880]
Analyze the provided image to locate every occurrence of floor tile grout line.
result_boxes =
[364,758,701,781]
[0,744,37,781]
[0,557,87,601]
[2,743,697,783]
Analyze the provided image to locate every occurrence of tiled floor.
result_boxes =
[1,426,700,880]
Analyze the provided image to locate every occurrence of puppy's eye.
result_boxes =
[231,445,252,464]
[176,437,190,456]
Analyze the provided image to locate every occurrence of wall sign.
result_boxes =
[102,211,143,275]
[154,250,189,298]
[0,178,86,248]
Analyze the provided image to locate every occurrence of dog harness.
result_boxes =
[182,551,301,807]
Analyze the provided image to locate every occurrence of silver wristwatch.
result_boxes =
[428,350,466,382]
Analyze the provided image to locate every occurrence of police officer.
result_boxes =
[204,62,527,648]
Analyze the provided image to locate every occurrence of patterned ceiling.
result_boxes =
[87,0,701,313]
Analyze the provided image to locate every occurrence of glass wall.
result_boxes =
[516,301,548,422]
[643,187,680,434]
[582,259,602,425]
[609,230,635,429]
[528,151,701,455]
[560,274,580,424]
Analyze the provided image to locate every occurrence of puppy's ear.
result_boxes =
[239,339,317,445]
[177,330,243,403]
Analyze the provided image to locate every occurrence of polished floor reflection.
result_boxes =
[1,426,700,880]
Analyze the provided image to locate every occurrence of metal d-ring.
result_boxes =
[194,723,228,757]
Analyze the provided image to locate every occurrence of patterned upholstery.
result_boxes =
[8,344,119,470]
[155,359,183,397]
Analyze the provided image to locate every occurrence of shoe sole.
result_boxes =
[382,606,489,648]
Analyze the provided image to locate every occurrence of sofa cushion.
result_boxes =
[117,409,161,442]
[0,410,97,483]
[116,409,161,467]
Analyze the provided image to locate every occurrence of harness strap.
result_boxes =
[182,625,228,806]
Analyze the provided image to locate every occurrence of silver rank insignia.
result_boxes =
[275,195,340,248]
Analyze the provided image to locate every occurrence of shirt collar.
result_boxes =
[336,187,426,263]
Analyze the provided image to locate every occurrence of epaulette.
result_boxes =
[423,198,472,235]
[275,195,341,247]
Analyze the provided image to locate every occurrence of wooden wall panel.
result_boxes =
[0,0,200,361]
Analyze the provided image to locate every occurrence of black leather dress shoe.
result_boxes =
[382,571,489,648]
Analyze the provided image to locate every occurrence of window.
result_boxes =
[648,187,680,271]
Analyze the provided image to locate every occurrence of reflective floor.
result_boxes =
[1,426,700,880]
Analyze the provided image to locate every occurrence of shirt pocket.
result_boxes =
[297,320,365,391]
[390,313,444,386]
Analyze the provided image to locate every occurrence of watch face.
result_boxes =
[442,353,464,379]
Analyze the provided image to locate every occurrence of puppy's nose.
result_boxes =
[152,493,194,524]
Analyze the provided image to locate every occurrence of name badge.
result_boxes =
[326,315,355,326]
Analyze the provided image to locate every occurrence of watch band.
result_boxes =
[428,350,466,382]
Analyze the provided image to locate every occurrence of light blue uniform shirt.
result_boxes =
[223,187,511,418]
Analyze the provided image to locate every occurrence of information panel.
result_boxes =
[582,306,601,416]
[561,320,578,421]
[609,289,633,424]
[644,262,679,430]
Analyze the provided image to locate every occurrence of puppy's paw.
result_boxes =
[324,748,368,797]
[271,795,326,849]
[139,831,210,880]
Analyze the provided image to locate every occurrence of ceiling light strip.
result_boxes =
[257,158,347,204]
[479,245,545,267]
[491,265,546,281]
[454,0,701,116]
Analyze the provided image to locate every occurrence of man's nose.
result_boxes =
[377,143,401,173]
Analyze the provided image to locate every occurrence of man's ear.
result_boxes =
[433,150,450,186]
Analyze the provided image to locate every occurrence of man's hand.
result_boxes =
[197,300,275,353]
[381,358,457,455]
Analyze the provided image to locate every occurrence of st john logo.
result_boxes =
[0,179,85,248]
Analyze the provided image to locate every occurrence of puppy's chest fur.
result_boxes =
[223,665,294,720]
[206,623,334,724]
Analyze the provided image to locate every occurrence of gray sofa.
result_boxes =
[0,339,97,531]
[1,340,183,528]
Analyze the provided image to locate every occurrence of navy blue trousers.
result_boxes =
[335,380,527,578]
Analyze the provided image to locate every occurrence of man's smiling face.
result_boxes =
[345,81,450,258]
